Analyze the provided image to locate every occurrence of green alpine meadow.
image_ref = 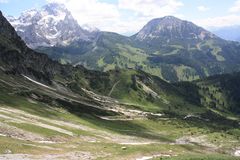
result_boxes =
[0,1,240,160]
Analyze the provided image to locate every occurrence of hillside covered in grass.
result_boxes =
[34,15,240,83]
[0,10,240,160]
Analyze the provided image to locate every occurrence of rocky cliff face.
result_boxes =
[133,16,218,45]
[0,10,71,83]
[8,3,93,48]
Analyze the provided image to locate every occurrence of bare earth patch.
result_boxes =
[0,151,103,160]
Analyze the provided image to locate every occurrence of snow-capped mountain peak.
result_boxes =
[7,3,93,48]
[6,15,17,22]
[41,3,68,20]
[42,3,67,12]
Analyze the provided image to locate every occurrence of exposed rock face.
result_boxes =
[0,10,71,83]
[133,16,216,43]
[8,3,92,48]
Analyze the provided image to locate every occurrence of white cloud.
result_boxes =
[195,1,240,29]
[101,17,151,35]
[46,0,120,27]
[197,6,210,12]
[194,15,240,28]
[45,0,184,34]
[116,0,184,34]
[118,0,184,17]
[229,0,240,12]
[195,1,240,28]
[0,0,8,3]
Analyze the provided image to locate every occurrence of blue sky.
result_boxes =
[1,0,240,35]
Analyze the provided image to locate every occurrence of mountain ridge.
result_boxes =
[0,10,240,159]
[132,16,218,42]
[36,13,240,82]
[211,25,240,42]
[7,3,240,83]
[7,3,94,48]
[0,10,204,116]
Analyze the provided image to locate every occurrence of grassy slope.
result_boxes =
[0,13,239,158]
[176,72,240,117]
[0,73,239,159]
[156,154,240,160]
[71,68,205,115]
[37,30,240,83]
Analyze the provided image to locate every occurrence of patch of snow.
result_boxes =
[36,141,59,144]
[6,15,17,22]
[136,154,170,160]
[82,24,99,32]
[0,133,7,137]
[39,14,66,25]
[45,32,61,39]
[128,109,143,114]
[22,9,38,17]
[184,114,209,121]
[184,114,200,119]
[136,156,153,160]
[17,28,25,32]
[9,3,90,48]
[11,21,31,26]
[35,32,41,37]
[120,142,155,145]
[234,150,240,157]
[150,113,163,116]
[22,75,55,90]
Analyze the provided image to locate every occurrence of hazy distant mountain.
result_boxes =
[211,26,240,42]
[7,3,94,48]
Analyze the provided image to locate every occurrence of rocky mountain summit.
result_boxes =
[133,16,217,46]
[7,5,240,83]
[8,3,94,48]
[0,8,240,160]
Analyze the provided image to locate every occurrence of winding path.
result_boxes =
[108,80,121,96]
